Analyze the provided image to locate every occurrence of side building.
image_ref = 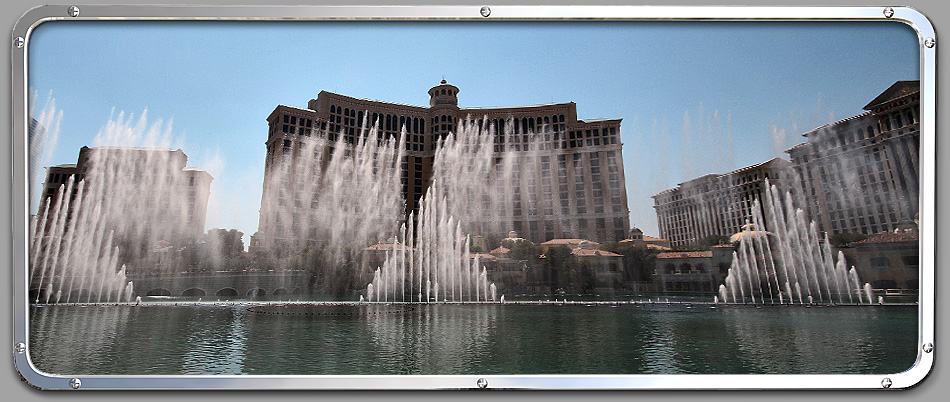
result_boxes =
[253,81,630,250]
[40,146,213,244]
[652,158,793,248]
[786,80,920,236]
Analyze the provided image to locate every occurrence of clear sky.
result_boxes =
[27,20,920,244]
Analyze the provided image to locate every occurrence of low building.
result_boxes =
[619,227,672,251]
[655,245,734,293]
[852,229,919,291]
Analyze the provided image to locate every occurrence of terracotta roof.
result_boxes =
[642,235,667,242]
[712,244,736,248]
[656,251,713,259]
[470,253,496,261]
[571,248,621,257]
[853,232,919,245]
[540,238,600,247]
[364,242,413,251]
[647,244,673,251]
[489,246,510,255]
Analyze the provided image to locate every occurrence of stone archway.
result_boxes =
[215,288,239,297]
[182,288,207,297]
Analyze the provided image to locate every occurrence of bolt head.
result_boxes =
[476,377,488,389]
[68,6,80,18]
[883,7,894,18]
[13,36,24,49]
[69,378,82,389]
[881,378,892,388]
[480,6,491,18]
[14,343,25,354]
[925,37,936,48]
[923,343,934,353]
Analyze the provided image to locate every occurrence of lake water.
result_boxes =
[28,302,918,376]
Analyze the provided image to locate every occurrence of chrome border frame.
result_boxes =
[10,5,936,390]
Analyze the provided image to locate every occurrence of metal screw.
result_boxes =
[881,378,892,388]
[68,6,80,18]
[480,6,491,18]
[925,38,936,48]
[476,377,488,389]
[13,36,24,49]
[883,7,894,18]
[14,343,25,354]
[923,343,934,353]
[69,378,82,389]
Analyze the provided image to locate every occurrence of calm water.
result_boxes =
[29,302,918,376]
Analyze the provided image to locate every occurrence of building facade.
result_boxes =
[652,158,793,248]
[40,146,213,242]
[786,81,920,236]
[255,81,630,249]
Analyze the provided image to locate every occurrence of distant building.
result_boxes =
[786,81,920,236]
[40,146,213,243]
[652,158,793,248]
[852,226,919,291]
[255,81,631,251]
[654,244,734,293]
[619,227,672,251]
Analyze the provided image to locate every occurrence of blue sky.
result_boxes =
[27,20,919,243]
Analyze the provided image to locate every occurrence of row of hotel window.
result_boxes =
[805,109,916,154]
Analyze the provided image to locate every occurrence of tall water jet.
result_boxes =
[719,180,870,305]
[30,110,208,304]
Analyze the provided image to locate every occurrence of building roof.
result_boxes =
[571,248,622,257]
[364,242,414,251]
[647,244,673,251]
[489,246,510,255]
[852,232,919,245]
[470,253,496,261]
[863,80,920,110]
[656,251,713,259]
[540,238,601,247]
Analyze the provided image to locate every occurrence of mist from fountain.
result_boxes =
[363,116,570,303]
[718,179,872,305]
[30,110,198,303]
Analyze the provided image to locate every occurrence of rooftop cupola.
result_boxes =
[428,79,460,108]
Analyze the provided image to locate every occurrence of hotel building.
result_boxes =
[41,146,213,242]
[786,81,920,236]
[652,158,793,248]
[254,81,630,249]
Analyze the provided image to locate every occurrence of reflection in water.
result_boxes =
[29,304,917,376]
[364,304,497,374]
[30,305,131,375]
[180,307,247,374]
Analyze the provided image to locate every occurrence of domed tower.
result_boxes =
[428,79,460,108]
[428,80,460,141]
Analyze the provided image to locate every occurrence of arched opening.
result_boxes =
[273,288,288,296]
[247,288,266,298]
[215,288,239,297]
[695,263,708,274]
[181,288,206,297]
[146,288,172,296]
[291,287,305,295]
[664,264,675,275]
[678,263,692,274]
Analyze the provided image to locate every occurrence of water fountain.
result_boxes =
[718,179,873,305]
[29,110,202,304]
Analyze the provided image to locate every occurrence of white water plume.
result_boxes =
[718,179,872,305]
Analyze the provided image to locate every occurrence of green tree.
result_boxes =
[601,242,659,282]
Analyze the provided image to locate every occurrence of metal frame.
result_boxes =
[10,5,936,390]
